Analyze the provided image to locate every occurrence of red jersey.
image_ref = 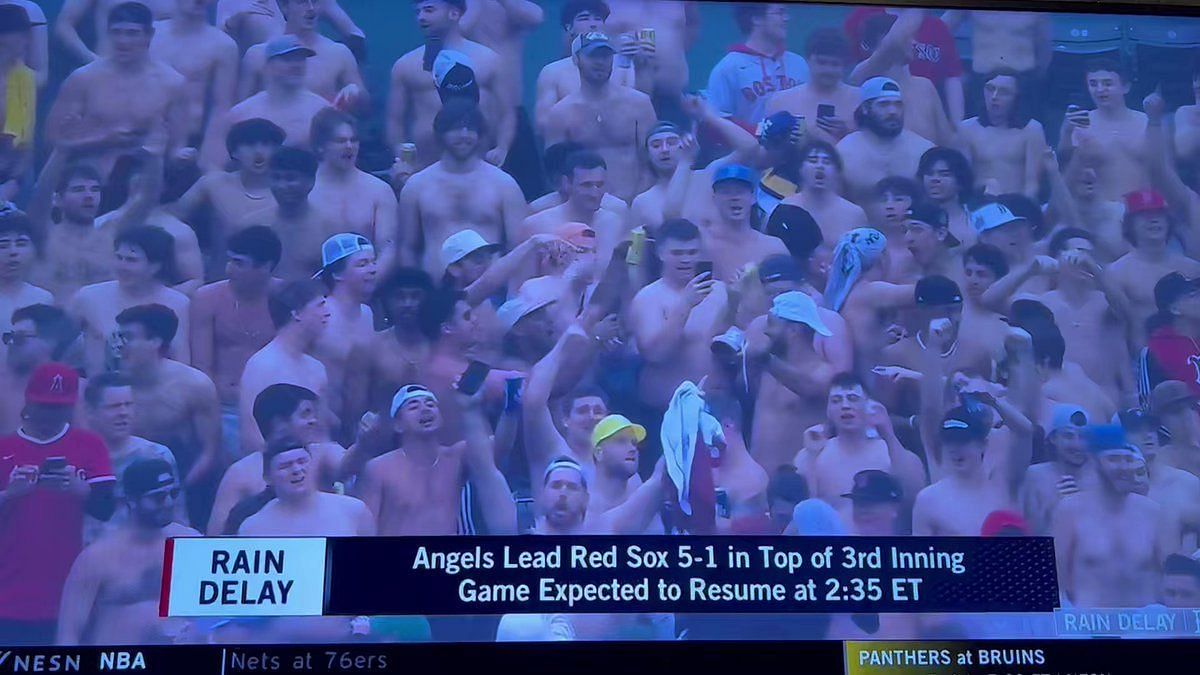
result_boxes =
[1146,326,1200,398]
[0,426,114,621]
[844,8,964,85]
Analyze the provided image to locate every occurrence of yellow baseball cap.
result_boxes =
[591,414,646,449]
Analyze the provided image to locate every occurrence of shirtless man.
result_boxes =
[401,100,525,274]
[972,201,1052,297]
[356,384,515,536]
[746,287,852,473]
[899,203,963,284]
[70,226,191,375]
[26,158,112,302]
[1021,404,1094,535]
[209,383,346,535]
[1060,59,1149,202]
[836,77,934,205]
[959,71,1045,199]
[1053,428,1177,608]
[629,220,730,413]
[605,0,695,98]
[823,228,915,376]
[913,325,1036,536]
[794,376,925,525]
[57,459,197,646]
[1162,555,1200,608]
[1150,381,1200,479]
[239,0,365,107]
[918,148,974,248]
[701,165,789,282]
[0,305,83,436]
[0,211,52,343]
[589,414,659,532]
[238,440,372,536]
[55,0,174,63]
[113,305,220,516]
[47,2,187,178]
[941,10,1050,78]
[308,109,398,252]
[238,280,329,454]
[529,141,629,218]
[536,0,647,130]
[705,394,769,530]
[1121,409,1200,552]
[242,147,338,279]
[313,234,377,442]
[366,268,434,412]
[958,243,1010,363]
[150,0,239,144]
[191,226,280,459]
[521,151,625,265]
[171,118,284,271]
[388,0,509,170]
[1061,162,1126,262]
[848,11,954,147]
[200,35,330,171]
[542,31,657,204]
[781,141,867,244]
[765,28,859,145]
[1108,190,1200,346]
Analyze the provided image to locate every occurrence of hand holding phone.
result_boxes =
[694,261,713,278]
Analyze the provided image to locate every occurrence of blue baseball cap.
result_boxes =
[712,164,758,189]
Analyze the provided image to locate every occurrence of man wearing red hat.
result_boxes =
[1109,189,1200,346]
[0,362,115,645]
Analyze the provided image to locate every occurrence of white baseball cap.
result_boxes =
[971,202,1027,235]
[441,229,497,268]
[770,291,832,336]
[390,384,437,418]
[497,293,556,332]
[861,77,902,103]
[315,233,373,278]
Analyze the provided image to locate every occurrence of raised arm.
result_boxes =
[463,235,553,307]
[599,458,668,534]
[848,8,924,85]
[1144,89,1197,234]
[27,147,71,228]
[459,389,516,535]
[521,328,577,474]
[918,318,951,469]
[999,327,1036,495]
[55,0,98,64]
[979,256,1056,313]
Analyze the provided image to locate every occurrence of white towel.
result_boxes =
[660,381,725,516]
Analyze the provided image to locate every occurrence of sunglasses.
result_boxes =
[1,331,36,346]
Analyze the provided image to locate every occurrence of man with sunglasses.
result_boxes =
[57,458,197,646]
[1,304,83,435]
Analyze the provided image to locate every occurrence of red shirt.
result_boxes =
[844,8,964,85]
[0,426,114,621]
[1147,326,1200,398]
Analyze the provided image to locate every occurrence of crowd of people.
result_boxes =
[1,0,1200,646]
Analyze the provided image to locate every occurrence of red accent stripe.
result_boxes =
[159,538,176,617]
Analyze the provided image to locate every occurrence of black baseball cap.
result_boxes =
[841,469,902,503]
[123,458,176,499]
[766,205,822,260]
[1117,408,1161,433]
[758,254,803,284]
[1154,272,1200,312]
[915,275,963,306]
[907,201,960,247]
[0,6,43,34]
[940,406,990,444]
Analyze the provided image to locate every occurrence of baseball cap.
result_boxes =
[433,50,479,102]
[980,510,1031,537]
[497,293,556,332]
[543,456,587,487]
[841,469,902,503]
[861,76,902,103]
[1124,189,1168,216]
[390,384,437,418]
[712,164,758,189]
[25,362,79,406]
[123,458,177,499]
[1116,408,1160,433]
[1153,272,1200,311]
[266,35,316,59]
[592,414,647,449]
[1086,424,1145,460]
[770,291,833,336]
[646,121,683,144]
[711,326,747,355]
[758,111,799,146]
[907,201,960,247]
[971,202,1026,235]
[1049,404,1089,435]
[441,229,497,268]
[914,275,963,306]
[1151,380,1196,415]
[316,233,373,277]
[758,254,803,284]
[765,205,822,260]
[553,222,597,250]
[0,5,43,33]
[939,406,989,444]
[572,32,615,57]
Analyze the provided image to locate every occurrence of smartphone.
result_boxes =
[504,377,524,411]
[1066,104,1090,127]
[817,103,836,119]
[41,456,67,474]
[695,261,714,278]
[715,488,730,519]
[457,360,491,396]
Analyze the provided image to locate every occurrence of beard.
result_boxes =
[863,113,903,139]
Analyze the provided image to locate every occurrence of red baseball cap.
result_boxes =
[980,510,1031,537]
[25,362,79,406]
[1124,189,1168,215]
